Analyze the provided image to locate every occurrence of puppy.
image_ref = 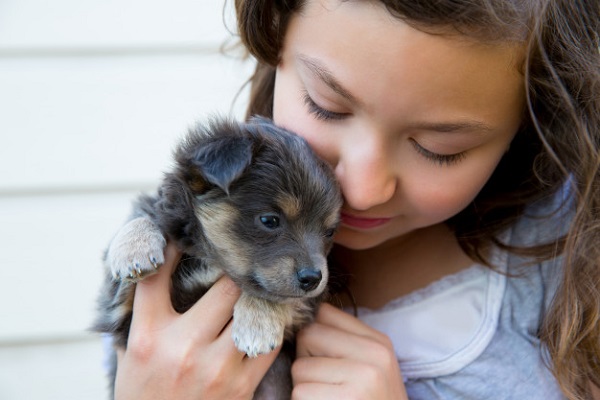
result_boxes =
[93,117,342,399]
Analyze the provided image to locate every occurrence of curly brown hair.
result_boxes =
[234,1,600,398]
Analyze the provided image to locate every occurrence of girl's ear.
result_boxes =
[191,136,253,194]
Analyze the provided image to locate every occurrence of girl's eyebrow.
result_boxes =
[298,54,359,105]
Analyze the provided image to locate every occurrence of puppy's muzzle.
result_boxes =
[297,268,322,292]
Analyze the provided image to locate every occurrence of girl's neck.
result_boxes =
[332,223,475,309]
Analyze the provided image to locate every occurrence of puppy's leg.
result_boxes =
[106,216,166,281]
[232,293,293,357]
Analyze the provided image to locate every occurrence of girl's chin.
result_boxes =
[333,227,397,251]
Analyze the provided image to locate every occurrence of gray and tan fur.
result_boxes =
[93,117,342,399]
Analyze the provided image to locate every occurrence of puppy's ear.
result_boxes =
[192,136,253,194]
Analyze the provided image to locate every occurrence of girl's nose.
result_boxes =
[334,142,397,211]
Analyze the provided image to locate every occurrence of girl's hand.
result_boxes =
[292,303,408,400]
[114,243,280,400]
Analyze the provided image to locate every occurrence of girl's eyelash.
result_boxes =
[300,91,464,166]
[409,139,467,166]
[301,91,348,121]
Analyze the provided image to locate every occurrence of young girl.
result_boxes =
[113,0,599,399]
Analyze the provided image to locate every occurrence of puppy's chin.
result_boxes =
[239,275,328,303]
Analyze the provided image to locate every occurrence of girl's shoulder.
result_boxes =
[504,183,573,313]
[510,179,574,248]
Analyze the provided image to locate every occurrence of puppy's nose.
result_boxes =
[297,268,322,292]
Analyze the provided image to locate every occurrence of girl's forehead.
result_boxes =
[293,0,525,67]
[285,0,526,132]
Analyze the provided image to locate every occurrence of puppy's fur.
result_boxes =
[93,117,342,399]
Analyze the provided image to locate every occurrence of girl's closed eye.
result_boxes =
[409,138,467,166]
[301,87,467,167]
[301,90,349,121]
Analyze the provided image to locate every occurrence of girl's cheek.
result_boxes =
[414,187,474,223]
[274,94,337,165]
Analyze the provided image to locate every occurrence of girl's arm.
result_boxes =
[291,303,408,400]
[114,243,280,400]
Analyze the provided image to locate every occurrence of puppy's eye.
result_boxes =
[259,215,280,229]
[324,228,336,238]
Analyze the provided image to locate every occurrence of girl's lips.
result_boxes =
[340,212,392,230]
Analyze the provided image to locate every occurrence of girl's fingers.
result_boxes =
[317,303,389,345]
[131,242,181,327]
[292,354,406,400]
[118,241,280,398]
[292,356,354,385]
[296,322,359,358]
[130,241,241,342]
[213,319,247,361]
[292,382,348,400]
[293,319,406,400]
[296,320,395,366]
[185,275,242,340]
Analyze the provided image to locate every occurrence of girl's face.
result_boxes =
[273,0,525,250]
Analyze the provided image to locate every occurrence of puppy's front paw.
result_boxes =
[106,217,166,282]
[232,294,289,358]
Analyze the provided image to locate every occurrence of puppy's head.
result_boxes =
[173,117,342,301]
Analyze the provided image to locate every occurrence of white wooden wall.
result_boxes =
[0,1,253,398]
